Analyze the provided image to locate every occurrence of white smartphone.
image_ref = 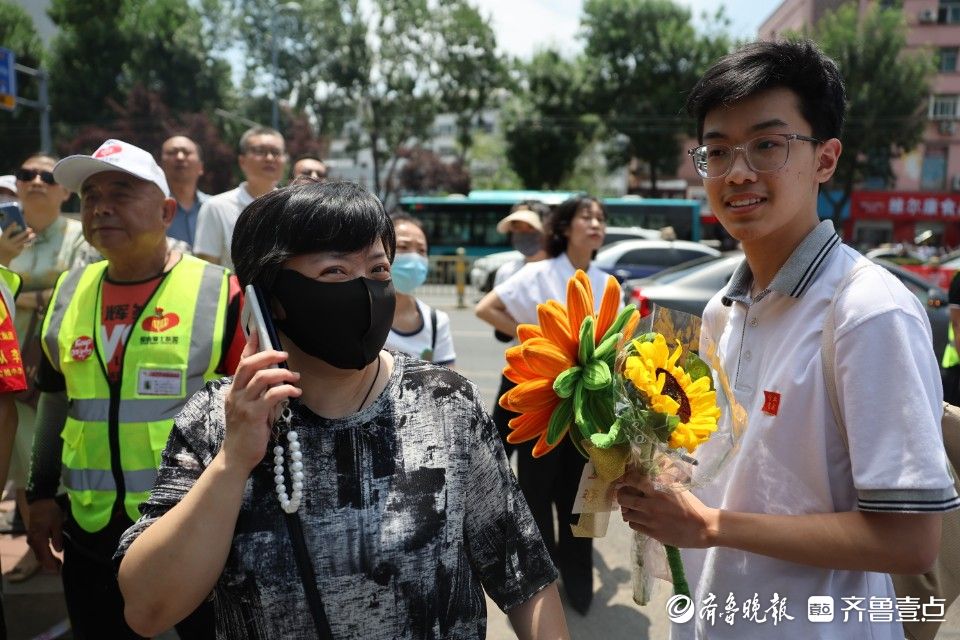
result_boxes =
[241,284,287,368]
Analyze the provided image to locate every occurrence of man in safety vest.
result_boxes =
[0,265,31,637]
[25,139,244,639]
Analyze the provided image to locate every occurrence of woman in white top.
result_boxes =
[475,195,610,616]
[384,214,456,366]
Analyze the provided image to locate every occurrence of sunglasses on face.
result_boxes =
[15,168,57,185]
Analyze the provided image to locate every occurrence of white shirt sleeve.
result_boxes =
[193,200,225,260]
[493,264,541,327]
[835,268,957,509]
[432,308,456,365]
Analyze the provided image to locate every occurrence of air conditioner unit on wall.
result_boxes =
[919,8,937,23]
[939,120,957,136]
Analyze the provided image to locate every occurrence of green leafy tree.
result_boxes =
[580,0,731,196]
[47,0,128,131]
[806,4,935,223]
[0,0,46,167]
[433,0,507,162]
[470,131,523,190]
[504,50,598,189]
[47,0,232,134]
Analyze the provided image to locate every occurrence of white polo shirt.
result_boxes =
[193,182,255,272]
[676,221,959,639]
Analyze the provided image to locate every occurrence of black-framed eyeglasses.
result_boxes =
[15,168,57,185]
[687,133,822,179]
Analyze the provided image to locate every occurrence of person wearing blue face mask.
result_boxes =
[383,214,456,366]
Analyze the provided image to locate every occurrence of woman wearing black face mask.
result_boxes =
[115,181,569,640]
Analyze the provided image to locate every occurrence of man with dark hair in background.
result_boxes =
[159,135,208,249]
[291,156,328,182]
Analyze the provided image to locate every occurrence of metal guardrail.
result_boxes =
[420,249,476,307]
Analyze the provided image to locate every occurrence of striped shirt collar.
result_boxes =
[722,220,841,306]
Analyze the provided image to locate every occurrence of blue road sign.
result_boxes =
[0,48,16,111]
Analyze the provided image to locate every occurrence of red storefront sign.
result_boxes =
[850,191,960,221]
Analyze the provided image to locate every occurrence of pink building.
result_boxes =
[759,0,960,247]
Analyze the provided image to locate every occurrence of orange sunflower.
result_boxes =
[499,271,639,457]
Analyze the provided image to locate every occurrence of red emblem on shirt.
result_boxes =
[71,336,94,361]
[762,390,781,416]
[93,144,123,158]
[141,307,180,333]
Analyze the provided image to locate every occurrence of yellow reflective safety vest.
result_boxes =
[0,266,22,323]
[945,324,959,369]
[41,256,229,532]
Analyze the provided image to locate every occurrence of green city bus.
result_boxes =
[397,190,704,256]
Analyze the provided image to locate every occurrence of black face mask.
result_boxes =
[270,269,396,370]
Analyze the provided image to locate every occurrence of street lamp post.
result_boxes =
[270,2,301,131]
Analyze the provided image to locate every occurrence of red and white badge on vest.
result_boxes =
[762,390,781,416]
[70,336,94,361]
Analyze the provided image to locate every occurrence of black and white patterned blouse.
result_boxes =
[115,353,557,639]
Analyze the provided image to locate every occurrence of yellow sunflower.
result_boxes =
[623,334,720,453]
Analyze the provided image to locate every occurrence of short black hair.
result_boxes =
[239,126,284,154]
[388,212,423,230]
[20,151,60,165]
[685,39,846,143]
[545,195,605,258]
[232,181,396,292]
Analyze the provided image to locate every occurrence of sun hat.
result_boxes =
[54,139,170,197]
[496,208,544,234]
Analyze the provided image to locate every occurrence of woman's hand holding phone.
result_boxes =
[223,331,302,474]
[0,222,35,266]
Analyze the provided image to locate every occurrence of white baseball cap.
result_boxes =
[0,175,16,196]
[54,139,170,197]
[496,208,543,234]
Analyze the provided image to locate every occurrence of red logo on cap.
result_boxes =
[71,336,94,361]
[762,390,781,416]
[141,308,180,333]
[93,144,123,158]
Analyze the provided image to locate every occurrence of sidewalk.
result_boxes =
[0,501,70,640]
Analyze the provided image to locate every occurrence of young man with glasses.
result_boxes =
[616,40,957,639]
[194,126,287,270]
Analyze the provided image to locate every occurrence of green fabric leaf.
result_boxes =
[578,316,595,365]
[582,360,612,390]
[585,386,616,433]
[589,417,624,448]
[593,331,621,361]
[573,380,588,433]
[546,397,573,445]
[552,366,582,398]
[682,352,713,389]
[599,304,638,343]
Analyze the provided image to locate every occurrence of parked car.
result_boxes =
[622,254,949,357]
[470,226,661,293]
[594,239,720,282]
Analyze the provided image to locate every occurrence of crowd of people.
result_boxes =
[0,36,952,640]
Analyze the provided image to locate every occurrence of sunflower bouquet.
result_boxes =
[500,271,743,605]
